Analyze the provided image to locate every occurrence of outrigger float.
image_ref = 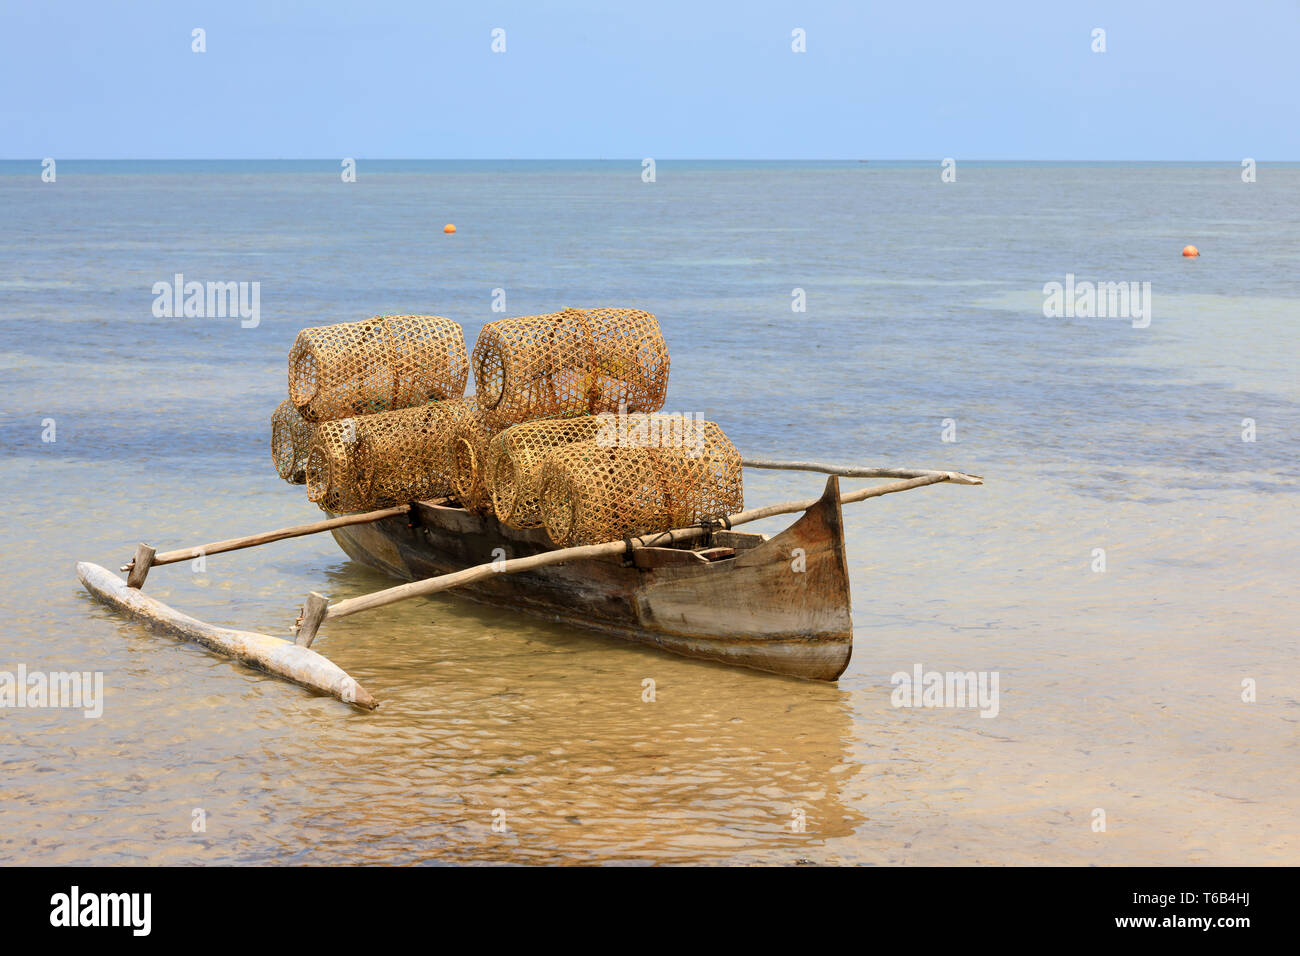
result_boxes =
[77,460,981,711]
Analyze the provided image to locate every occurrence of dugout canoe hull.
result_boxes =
[328,483,855,680]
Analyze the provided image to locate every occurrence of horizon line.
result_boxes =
[2,157,1293,164]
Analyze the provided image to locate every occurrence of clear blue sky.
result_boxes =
[3,0,1295,160]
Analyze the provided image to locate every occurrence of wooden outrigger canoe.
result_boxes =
[77,461,980,710]
[328,474,855,681]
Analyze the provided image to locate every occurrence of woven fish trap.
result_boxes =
[472,307,669,425]
[486,416,610,528]
[271,399,313,484]
[444,397,508,515]
[537,421,744,547]
[304,401,471,513]
[289,315,469,423]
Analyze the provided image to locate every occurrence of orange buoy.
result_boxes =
[1182,244,1199,257]
[443,224,456,234]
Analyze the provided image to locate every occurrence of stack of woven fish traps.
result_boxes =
[450,307,673,519]
[271,307,745,544]
[270,314,473,510]
[471,308,743,543]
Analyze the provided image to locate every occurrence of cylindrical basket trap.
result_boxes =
[472,307,669,425]
[486,416,610,528]
[445,397,506,516]
[271,398,314,484]
[289,314,469,423]
[305,401,473,513]
[537,420,743,547]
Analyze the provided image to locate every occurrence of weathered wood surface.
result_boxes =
[633,475,853,678]
[325,478,856,679]
[742,457,983,485]
[693,546,736,561]
[294,592,330,649]
[77,561,378,710]
[631,546,709,569]
[125,543,155,589]
[310,471,950,638]
[730,472,955,524]
[319,527,709,626]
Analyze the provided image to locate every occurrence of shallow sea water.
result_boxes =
[1,161,1296,864]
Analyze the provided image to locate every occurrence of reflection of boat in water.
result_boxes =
[327,478,854,682]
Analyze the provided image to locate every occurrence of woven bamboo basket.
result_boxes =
[305,400,476,513]
[472,308,669,425]
[537,421,743,547]
[289,315,469,423]
[445,397,507,516]
[271,399,313,484]
[486,416,610,528]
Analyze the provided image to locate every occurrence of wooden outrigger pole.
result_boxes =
[78,502,439,710]
[119,504,415,589]
[741,458,983,485]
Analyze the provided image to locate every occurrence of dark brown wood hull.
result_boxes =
[328,483,854,680]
